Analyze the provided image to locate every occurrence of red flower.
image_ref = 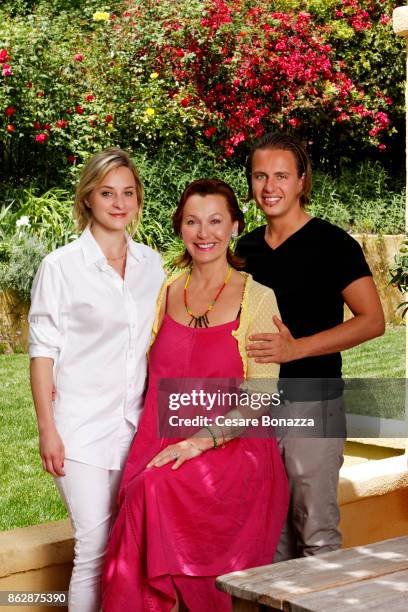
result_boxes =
[35,133,49,143]
[380,15,391,26]
[74,53,84,62]
[43,123,51,132]
[67,154,77,164]
[176,49,184,57]
[180,98,189,107]
[2,64,12,76]
[105,114,113,123]
[36,91,45,98]
[204,126,217,138]
[378,144,386,151]
[85,94,95,101]
[56,119,68,129]
[5,106,15,116]
[26,81,32,88]
[0,49,8,63]
[288,117,301,128]
[6,124,15,132]
[66,108,73,114]
[76,105,84,114]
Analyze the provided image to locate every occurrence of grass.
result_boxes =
[342,325,406,419]
[0,354,66,531]
[0,325,405,530]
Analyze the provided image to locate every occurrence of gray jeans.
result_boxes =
[273,395,346,562]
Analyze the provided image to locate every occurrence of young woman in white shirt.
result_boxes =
[29,148,165,612]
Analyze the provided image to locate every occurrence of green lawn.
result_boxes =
[342,326,406,419]
[0,325,405,530]
[0,354,67,530]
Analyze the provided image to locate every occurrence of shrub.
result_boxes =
[0,0,404,188]
[0,232,47,302]
[0,149,403,301]
[390,236,408,317]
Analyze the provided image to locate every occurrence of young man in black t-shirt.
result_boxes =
[236,132,385,561]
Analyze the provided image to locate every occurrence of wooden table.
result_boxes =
[216,536,408,611]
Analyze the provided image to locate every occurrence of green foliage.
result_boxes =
[310,162,405,233]
[390,236,408,318]
[0,146,404,302]
[0,233,47,302]
[0,0,404,187]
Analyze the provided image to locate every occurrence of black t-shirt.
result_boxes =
[236,217,372,380]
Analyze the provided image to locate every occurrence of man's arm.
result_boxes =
[246,276,385,363]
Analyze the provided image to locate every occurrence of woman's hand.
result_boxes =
[146,438,210,471]
[39,427,65,477]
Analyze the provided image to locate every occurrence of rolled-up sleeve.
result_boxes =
[29,259,66,360]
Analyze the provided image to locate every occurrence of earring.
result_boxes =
[231,231,238,239]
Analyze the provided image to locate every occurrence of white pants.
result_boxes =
[55,423,134,612]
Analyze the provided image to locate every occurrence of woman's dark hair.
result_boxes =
[245,132,312,207]
[172,178,245,269]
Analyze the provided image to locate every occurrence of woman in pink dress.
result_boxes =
[102,178,289,611]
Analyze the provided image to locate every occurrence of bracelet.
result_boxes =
[204,426,218,449]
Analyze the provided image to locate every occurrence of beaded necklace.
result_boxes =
[183,266,232,328]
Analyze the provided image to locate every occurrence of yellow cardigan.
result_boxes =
[150,271,280,381]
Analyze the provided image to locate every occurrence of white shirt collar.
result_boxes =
[79,225,146,267]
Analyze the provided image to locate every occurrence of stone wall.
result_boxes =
[0,290,29,353]
[349,234,405,325]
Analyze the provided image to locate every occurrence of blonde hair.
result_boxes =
[74,147,144,233]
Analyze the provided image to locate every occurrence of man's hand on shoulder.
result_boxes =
[246,316,303,364]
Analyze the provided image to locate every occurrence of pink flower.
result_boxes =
[0,49,8,63]
[380,15,391,26]
[335,10,344,17]
[275,40,286,51]
[56,119,68,129]
[76,105,84,114]
[375,111,389,126]
[5,106,15,116]
[35,133,49,143]
[74,54,84,62]
[85,94,95,101]
[2,64,12,76]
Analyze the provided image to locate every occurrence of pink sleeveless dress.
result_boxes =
[102,314,288,612]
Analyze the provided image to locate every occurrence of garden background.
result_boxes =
[0,0,406,529]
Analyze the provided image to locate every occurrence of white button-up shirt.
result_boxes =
[29,226,165,469]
